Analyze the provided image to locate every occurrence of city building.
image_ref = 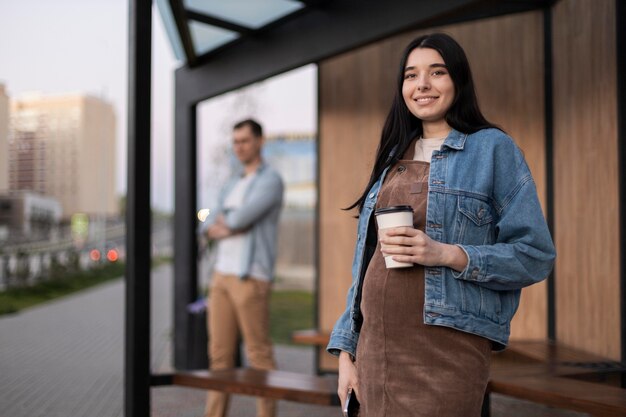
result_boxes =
[0,85,8,192]
[8,93,117,219]
[0,191,62,241]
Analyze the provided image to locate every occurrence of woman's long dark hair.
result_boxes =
[347,33,498,212]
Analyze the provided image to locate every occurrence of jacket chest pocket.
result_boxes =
[455,196,495,245]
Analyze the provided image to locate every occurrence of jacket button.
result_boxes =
[397,165,406,173]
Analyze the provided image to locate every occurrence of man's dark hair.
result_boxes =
[233,119,263,137]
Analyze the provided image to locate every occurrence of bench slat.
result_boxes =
[489,342,626,417]
[172,369,340,406]
[506,340,624,366]
[291,329,331,346]
[489,374,626,417]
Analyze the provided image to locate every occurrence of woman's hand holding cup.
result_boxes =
[379,221,469,272]
[379,226,444,267]
[375,206,414,268]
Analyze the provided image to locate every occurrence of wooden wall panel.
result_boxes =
[553,0,620,360]
[319,11,549,370]
[318,41,403,371]
[440,12,548,341]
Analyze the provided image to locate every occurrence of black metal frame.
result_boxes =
[173,97,198,370]
[616,0,626,367]
[173,0,550,105]
[314,66,322,375]
[168,0,195,65]
[125,0,152,416]
[543,4,556,342]
[186,10,252,35]
[171,0,553,373]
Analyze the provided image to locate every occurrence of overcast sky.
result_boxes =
[0,0,316,213]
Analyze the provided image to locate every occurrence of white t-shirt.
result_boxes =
[214,172,268,280]
[413,137,446,162]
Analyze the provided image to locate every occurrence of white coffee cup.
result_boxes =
[375,205,414,269]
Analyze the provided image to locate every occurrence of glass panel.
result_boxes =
[184,0,303,29]
[155,0,185,61]
[188,21,239,56]
[196,65,318,293]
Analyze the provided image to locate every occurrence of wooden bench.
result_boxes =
[291,329,331,346]
[486,373,626,417]
[153,368,339,406]
[486,341,626,417]
[291,330,626,416]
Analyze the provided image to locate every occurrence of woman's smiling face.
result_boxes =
[402,47,455,126]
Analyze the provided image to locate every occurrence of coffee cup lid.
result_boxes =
[374,205,414,215]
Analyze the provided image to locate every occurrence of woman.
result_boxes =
[326,33,555,417]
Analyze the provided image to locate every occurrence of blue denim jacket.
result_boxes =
[327,128,555,356]
[204,161,284,280]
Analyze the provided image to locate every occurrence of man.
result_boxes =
[203,119,284,417]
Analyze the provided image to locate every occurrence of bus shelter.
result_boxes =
[126,0,626,415]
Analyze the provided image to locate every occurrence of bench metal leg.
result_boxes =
[481,391,490,417]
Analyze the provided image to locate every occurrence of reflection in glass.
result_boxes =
[188,21,239,56]
[184,0,303,29]
[155,0,185,61]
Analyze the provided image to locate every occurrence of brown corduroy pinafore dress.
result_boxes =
[355,151,492,417]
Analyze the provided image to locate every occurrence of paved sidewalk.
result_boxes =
[0,270,126,416]
[0,264,340,417]
[0,264,587,417]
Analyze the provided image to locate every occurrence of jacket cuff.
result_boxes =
[451,245,485,282]
[326,329,358,358]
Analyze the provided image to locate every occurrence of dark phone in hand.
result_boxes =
[343,390,360,417]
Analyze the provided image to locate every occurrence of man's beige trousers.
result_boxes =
[204,273,276,417]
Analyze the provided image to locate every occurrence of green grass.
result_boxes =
[0,261,126,315]
[270,290,314,345]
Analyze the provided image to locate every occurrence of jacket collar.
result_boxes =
[442,128,467,150]
[235,159,267,177]
[387,128,468,160]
